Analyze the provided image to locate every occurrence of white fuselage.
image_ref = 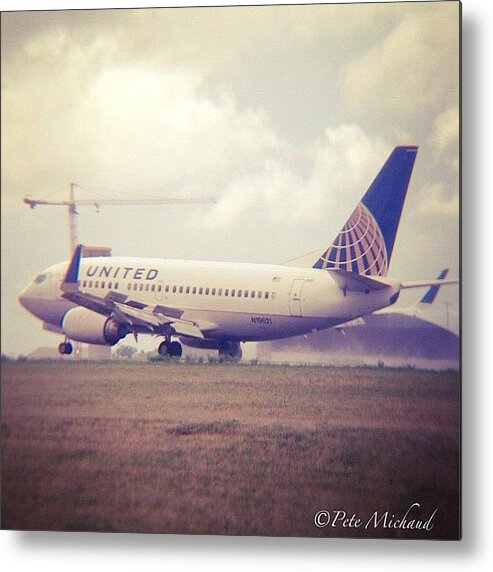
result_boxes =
[19,256,400,343]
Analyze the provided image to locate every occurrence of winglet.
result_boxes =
[420,268,449,304]
[62,244,83,290]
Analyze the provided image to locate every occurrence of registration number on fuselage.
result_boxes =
[251,316,273,325]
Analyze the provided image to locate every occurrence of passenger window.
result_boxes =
[211,288,216,295]
[244,290,249,298]
[89,281,93,287]
[145,284,149,291]
[238,289,242,297]
[218,288,222,296]
[133,283,138,291]
[172,286,177,293]
[108,282,112,289]
[251,291,255,298]
[151,284,155,292]
[165,285,169,293]
[115,283,119,290]
[231,289,235,297]
[186,286,190,294]
[158,285,162,292]
[101,281,105,288]
[205,287,209,295]
[264,292,269,299]
[192,287,197,294]
[257,291,262,298]
[139,284,144,291]
[225,289,229,296]
[199,287,203,295]
[83,280,87,287]
[95,281,99,288]
[179,286,183,293]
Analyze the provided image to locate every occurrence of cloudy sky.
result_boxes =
[1,1,459,355]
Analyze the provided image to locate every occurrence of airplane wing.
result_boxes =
[60,245,211,340]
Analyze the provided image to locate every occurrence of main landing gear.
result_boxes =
[158,338,183,358]
[58,340,73,355]
[218,341,242,362]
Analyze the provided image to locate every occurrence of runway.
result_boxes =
[1,361,460,538]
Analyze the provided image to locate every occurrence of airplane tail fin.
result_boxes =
[420,268,449,304]
[312,145,418,276]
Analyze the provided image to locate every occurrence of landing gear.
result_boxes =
[218,342,242,362]
[58,341,73,355]
[157,339,183,358]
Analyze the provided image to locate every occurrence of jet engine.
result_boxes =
[62,307,129,345]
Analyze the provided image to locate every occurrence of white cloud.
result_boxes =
[417,183,459,218]
[341,6,459,125]
[203,123,389,229]
[432,107,459,151]
[430,107,459,170]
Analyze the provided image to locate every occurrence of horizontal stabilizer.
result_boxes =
[401,279,459,290]
[328,268,391,293]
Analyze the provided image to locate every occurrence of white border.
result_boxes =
[1,0,490,570]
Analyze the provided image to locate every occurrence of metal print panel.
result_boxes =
[1,1,460,539]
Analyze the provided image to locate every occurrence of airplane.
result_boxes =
[19,145,458,361]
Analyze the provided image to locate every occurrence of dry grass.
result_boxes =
[1,361,460,538]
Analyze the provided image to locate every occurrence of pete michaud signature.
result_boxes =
[314,502,437,531]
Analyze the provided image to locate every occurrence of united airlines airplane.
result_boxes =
[19,146,457,361]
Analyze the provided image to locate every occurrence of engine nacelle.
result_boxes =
[62,307,128,346]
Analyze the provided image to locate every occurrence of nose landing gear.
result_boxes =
[157,339,183,358]
[58,341,73,355]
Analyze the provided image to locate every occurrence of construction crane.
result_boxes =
[23,183,217,254]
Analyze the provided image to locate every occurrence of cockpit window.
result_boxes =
[34,274,47,284]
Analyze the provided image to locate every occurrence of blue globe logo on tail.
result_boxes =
[314,202,388,276]
[312,146,418,277]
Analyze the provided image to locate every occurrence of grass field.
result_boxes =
[1,361,460,538]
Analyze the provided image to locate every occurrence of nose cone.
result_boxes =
[18,284,36,314]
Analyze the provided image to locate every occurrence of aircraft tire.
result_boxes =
[158,341,169,356]
[168,341,183,358]
[58,342,73,355]
[218,343,242,362]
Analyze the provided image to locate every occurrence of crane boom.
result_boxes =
[24,197,216,207]
[23,183,217,253]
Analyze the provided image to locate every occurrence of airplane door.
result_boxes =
[289,279,305,317]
